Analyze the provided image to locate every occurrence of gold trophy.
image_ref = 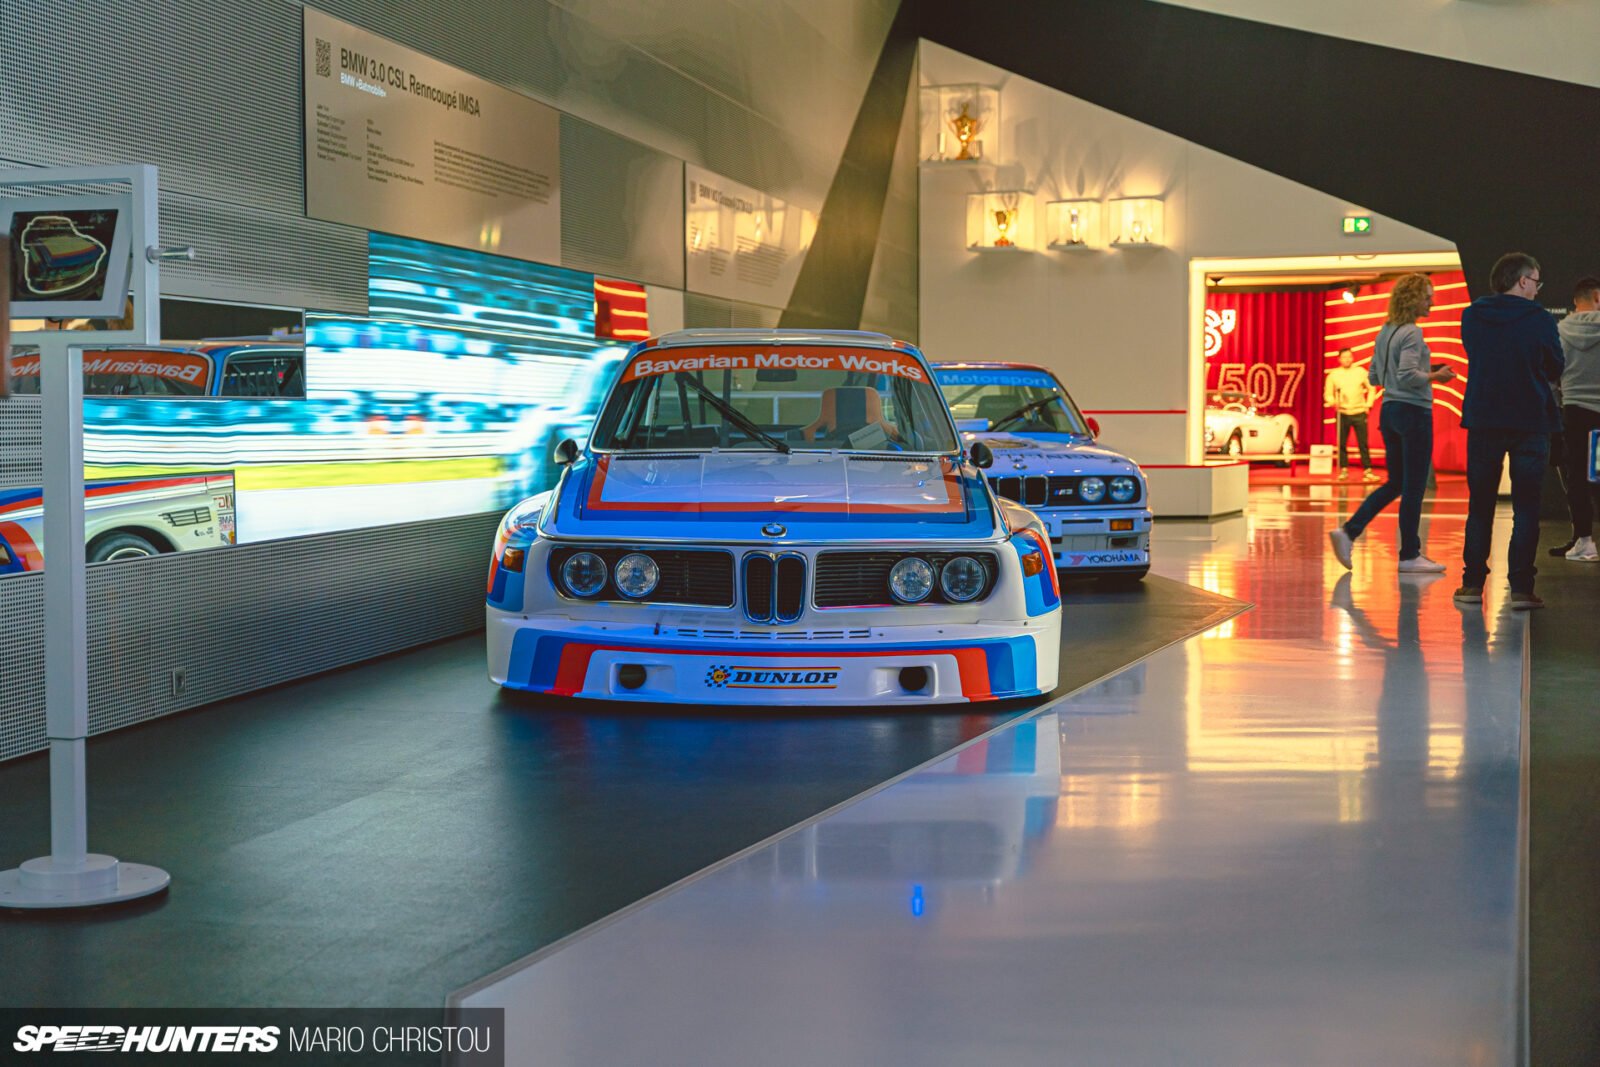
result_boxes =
[947,100,982,161]
[993,208,1014,247]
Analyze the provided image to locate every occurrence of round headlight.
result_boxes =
[1109,476,1137,503]
[613,552,660,598]
[560,551,608,597]
[941,556,987,602]
[1079,476,1106,502]
[889,557,935,603]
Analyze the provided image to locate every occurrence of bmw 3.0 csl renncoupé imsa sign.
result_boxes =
[485,329,1062,706]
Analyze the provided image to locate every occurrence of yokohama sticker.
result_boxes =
[1063,551,1147,566]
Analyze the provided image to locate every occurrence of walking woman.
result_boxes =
[1329,273,1457,572]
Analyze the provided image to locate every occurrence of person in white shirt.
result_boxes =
[1325,348,1379,482]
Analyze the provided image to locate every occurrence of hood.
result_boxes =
[971,432,1143,474]
[1559,309,1600,351]
[547,451,997,542]
[1468,292,1549,325]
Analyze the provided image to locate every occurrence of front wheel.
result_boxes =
[1226,433,1244,459]
[1279,432,1297,467]
[87,531,160,563]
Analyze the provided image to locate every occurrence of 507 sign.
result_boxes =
[1215,362,1305,409]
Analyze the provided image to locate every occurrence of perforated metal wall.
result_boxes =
[683,294,782,330]
[0,512,499,763]
[560,115,685,289]
[0,396,42,491]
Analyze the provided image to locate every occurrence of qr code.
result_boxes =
[315,38,331,77]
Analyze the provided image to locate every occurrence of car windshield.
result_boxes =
[591,344,958,454]
[934,368,1089,434]
[6,348,212,396]
[1208,391,1252,411]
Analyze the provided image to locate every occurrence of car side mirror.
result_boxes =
[1086,417,1101,438]
[970,440,994,469]
[554,438,581,466]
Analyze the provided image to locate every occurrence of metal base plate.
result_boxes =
[0,854,170,910]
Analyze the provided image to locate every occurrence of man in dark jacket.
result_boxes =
[1455,253,1565,609]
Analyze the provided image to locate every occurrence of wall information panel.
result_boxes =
[302,7,560,263]
[684,164,815,310]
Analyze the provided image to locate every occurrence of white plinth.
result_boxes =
[0,853,170,909]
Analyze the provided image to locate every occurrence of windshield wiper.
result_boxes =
[678,374,791,453]
[990,396,1058,431]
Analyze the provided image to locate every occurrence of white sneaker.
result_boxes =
[1329,528,1354,570]
[1566,536,1599,562]
[1398,555,1447,573]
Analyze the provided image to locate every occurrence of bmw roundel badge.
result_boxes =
[762,523,787,538]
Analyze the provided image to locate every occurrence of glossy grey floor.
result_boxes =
[457,485,1525,1066]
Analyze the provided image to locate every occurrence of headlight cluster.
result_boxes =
[558,550,661,599]
[1109,476,1138,503]
[1078,476,1106,503]
[889,555,988,604]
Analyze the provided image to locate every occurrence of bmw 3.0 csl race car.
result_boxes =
[486,329,1062,705]
[934,362,1152,584]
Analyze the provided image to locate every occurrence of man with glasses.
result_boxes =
[1456,253,1566,609]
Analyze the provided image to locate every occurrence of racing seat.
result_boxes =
[975,394,1021,428]
[801,387,900,443]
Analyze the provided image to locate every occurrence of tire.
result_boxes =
[1279,432,1297,467]
[87,531,160,564]
[1226,433,1244,459]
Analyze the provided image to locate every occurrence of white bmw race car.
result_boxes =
[0,473,237,575]
[1204,390,1298,461]
[934,362,1152,584]
[486,329,1063,706]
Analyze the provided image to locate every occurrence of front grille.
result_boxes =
[547,546,734,606]
[161,507,211,527]
[742,552,805,623]
[987,474,1141,507]
[814,551,997,608]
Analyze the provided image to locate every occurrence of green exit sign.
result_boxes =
[1343,216,1374,235]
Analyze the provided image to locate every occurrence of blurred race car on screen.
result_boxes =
[486,330,1061,705]
[933,362,1151,583]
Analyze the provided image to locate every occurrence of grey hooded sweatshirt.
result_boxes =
[1559,310,1600,414]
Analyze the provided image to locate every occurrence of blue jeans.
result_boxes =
[1463,429,1548,593]
[1344,402,1433,560]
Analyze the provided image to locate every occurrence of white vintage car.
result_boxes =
[934,362,1152,584]
[486,329,1063,706]
[1203,390,1299,461]
[0,473,237,574]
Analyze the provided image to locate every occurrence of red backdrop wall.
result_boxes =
[1205,270,1469,473]
[1204,289,1326,453]
[1320,271,1469,473]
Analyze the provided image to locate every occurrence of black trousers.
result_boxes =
[1562,405,1600,539]
[1336,412,1373,469]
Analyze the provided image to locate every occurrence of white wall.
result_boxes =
[918,40,1453,473]
[1151,0,1600,91]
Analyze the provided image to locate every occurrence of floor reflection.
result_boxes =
[462,487,1524,1067]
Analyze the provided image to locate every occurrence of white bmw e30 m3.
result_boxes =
[486,329,1062,706]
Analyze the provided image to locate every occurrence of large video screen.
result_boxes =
[58,234,631,548]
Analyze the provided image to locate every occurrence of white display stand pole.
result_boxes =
[0,164,172,908]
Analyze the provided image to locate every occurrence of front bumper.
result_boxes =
[487,612,1060,705]
[1036,508,1152,572]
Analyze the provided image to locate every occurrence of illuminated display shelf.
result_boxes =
[1045,199,1105,252]
[966,191,1033,253]
[920,84,1002,165]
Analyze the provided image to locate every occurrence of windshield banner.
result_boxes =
[9,349,213,387]
[623,346,926,383]
[934,370,1055,388]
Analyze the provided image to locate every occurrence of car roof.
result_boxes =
[931,361,1053,373]
[649,328,903,350]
